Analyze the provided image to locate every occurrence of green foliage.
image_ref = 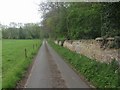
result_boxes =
[101,2,120,37]
[2,40,41,88]
[66,3,101,39]
[40,2,120,40]
[2,23,42,39]
[0,40,1,89]
[49,41,120,88]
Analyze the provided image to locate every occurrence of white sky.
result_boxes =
[0,0,119,26]
[0,0,45,25]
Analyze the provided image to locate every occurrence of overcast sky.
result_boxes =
[0,0,46,25]
[0,0,119,26]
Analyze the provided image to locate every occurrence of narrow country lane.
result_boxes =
[25,40,90,88]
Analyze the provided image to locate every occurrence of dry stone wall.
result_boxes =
[56,40,119,63]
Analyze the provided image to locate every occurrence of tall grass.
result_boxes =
[2,39,41,88]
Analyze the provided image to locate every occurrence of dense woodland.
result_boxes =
[40,2,120,40]
[1,2,120,40]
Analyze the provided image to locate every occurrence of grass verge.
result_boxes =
[49,40,120,88]
[2,39,42,88]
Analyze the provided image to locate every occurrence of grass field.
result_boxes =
[49,40,120,88]
[2,39,41,88]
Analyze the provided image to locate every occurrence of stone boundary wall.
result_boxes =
[55,40,120,63]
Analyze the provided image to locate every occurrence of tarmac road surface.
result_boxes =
[25,40,90,88]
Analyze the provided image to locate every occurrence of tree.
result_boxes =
[39,2,120,40]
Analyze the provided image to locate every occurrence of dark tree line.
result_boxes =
[39,2,120,40]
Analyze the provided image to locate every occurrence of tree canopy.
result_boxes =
[39,2,120,40]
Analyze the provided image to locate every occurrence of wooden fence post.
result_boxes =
[25,48,27,58]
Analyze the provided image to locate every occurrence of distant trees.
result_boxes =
[2,23,42,39]
[39,2,120,40]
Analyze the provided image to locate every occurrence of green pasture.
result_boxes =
[2,39,41,88]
